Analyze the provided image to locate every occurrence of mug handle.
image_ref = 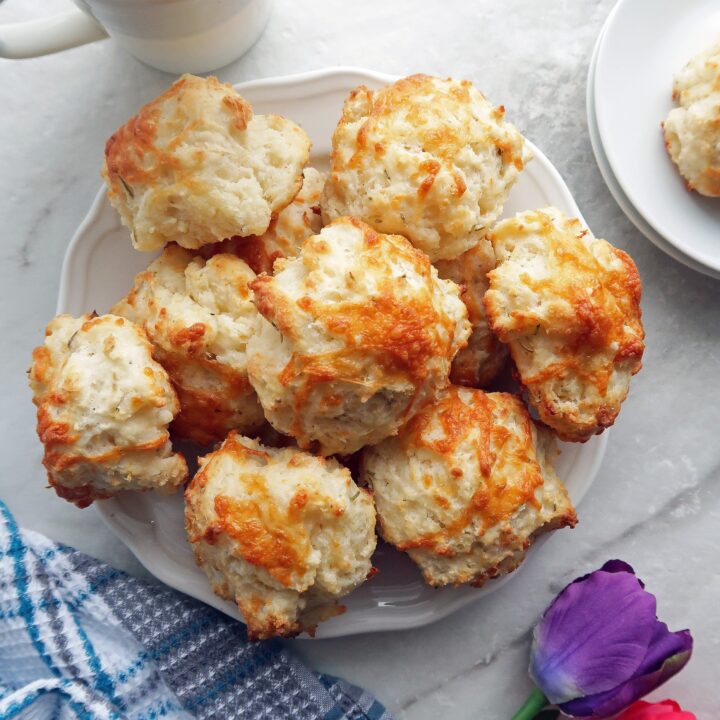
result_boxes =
[0,6,107,59]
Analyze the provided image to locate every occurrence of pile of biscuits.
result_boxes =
[28,74,645,639]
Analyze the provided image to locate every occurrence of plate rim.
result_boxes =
[593,0,720,273]
[58,66,609,638]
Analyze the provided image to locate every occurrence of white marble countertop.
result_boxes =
[2,0,719,717]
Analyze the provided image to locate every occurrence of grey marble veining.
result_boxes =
[1,1,719,718]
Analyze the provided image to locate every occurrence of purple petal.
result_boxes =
[559,627,692,717]
[599,560,636,577]
[530,567,657,703]
[636,622,693,679]
[561,560,635,589]
[598,560,645,589]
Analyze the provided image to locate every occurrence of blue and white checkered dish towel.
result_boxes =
[0,500,393,720]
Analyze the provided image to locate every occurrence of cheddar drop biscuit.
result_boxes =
[185,433,376,639]
[29,314,188,507]
[103,74,311,251]
[484,208,644,442]
[322,75,530,262]
[246,216,471,456]
[361,387,576,587]
[112,245,264,446]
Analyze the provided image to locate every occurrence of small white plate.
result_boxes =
[587,11,720,280]
[58,68,607,639]
[594,0,720,274]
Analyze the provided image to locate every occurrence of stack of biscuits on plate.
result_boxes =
[28,74,645,639]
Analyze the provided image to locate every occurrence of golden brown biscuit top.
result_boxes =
[28,313,182,488]
[104,75,252,199]
[322,75,530,262]
[394,387,543,552]
[188,435,313,588]
[102,74,310,251]
[186,432,370,590]
[250,216,467,393]
[484,208,644,441]
[486,209,643,387]
[345,75,524,170]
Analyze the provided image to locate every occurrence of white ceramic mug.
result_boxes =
[0,0,273,73]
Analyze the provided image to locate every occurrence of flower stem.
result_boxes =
[511,688,549,720]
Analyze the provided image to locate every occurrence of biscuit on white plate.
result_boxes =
[28,313,188,508]
[321,74,531,262]
[484,208,644,442]
[361,386,576,587]
[671,39,720,107]
[435,240,507,388]
[663,41,720,196]
[112,245,264,446]
[184,432,376,639]
[213,167,325,275]
[102,74,311,251]
[663,93,720,197]
[246,216,471,456]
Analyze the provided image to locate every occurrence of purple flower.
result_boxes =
[529,561,693,718]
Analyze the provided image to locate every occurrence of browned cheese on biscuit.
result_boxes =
[184,433,376,639]
[484,208,644,442]
[322,74,531,262]
[28,313,188,507]
[246,216,471,456]
[361,386,576,587]
[112,245,264,446]
[102,74,311,251]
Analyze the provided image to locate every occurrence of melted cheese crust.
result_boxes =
[361,386,576,586]
[246,216,470,455]
[322,74,531,261]
[184,432,376,639]
[28,313,188,507]
[112,245,264,445]
[484,208,644,441]
[102,74,310,250]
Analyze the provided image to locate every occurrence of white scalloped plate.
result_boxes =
[57,68,607,639]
